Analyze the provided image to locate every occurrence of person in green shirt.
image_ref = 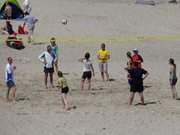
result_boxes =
[57,71,69,111]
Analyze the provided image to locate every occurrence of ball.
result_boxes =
[62,19,67,25]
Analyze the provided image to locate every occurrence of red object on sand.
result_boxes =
[18,24,28,35]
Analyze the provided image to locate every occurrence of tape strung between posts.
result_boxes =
[2,34,180,43]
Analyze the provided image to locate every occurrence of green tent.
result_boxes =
[0,0,24,19]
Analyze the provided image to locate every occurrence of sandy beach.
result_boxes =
[1,0,180,135]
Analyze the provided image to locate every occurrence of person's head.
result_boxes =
[7,57,13,64]
[50,37,56,46]
[57,71,63,78]
[101,43,106,50]
[47,45,51,53]
[169,58,175,65]
[84,52,90,60]
[126,51,132,58]
[133,48,139,54]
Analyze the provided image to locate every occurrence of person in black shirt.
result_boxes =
[125,62,149,105]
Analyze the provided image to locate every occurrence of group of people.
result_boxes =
[125,49,178,105]
[4,39,178,110]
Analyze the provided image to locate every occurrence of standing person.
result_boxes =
[57,71,69,111]
[125,62,149,105]
[125,51,133,86]
[79,52,95,90]
[5,21,15,35]
[97,43,110,81]
[132,48,143,67]
[5,57,16,102]
[169,58,178,99]
[23,0,32,14]
[38,45,54,89]
[24,12,38,43]
[50,37,59,72]
[4,2,12,19]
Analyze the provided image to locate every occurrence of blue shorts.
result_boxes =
[6,80,15,89]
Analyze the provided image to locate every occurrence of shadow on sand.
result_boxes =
[135,101,157,106]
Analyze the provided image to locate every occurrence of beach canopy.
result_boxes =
[0,0,24,19]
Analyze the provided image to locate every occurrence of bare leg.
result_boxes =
[44,73,48,89]
[101,72,105,81]
[105,72,109,81]
[81,80,85,90]
[62,94,68,111]
[55,63,59,73]
[6,88,11,102]
[11,86,16,101]
[171,85,177,99]
[129,92,135,105]
[61,95,65,108]
[50,73,54,88]
[139,92,145,105]
[87,79,91,90]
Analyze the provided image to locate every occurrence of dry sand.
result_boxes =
[1,0,180,135]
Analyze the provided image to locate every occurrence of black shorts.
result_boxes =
[130,83,144,93]
[62,87,69,94]
[82,71,92,80]
[6,80,15,89]
[44,67,54,73]
[170,79,177,86]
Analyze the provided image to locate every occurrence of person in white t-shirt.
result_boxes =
[78,52,95,90]
[5,57,16,102]
[39,45,54,89]
[24,12,38,43]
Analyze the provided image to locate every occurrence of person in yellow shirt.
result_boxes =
[97,43,110,81]
[57,71,69,111]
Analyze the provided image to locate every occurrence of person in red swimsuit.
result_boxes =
[132,48,143,68]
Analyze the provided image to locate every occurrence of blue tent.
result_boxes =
[0,0,24,20]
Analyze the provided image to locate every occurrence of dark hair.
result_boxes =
[7,57,12,61]
[126,51,131,57]
[24,12,29,16]
[101,43,105,48]
[85,52,90,60]
[58,71,63,77]
[169,58,176,68]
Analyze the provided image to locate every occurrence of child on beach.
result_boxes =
[57,71,69,111]
[50,37,59,72]
[5,57,16,102]
[97,43,110,81]
[125,62,149,105]
[125,51,133,86]
[79,52,95,90]
[169,58,178,99]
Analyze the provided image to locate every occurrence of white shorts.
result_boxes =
[99,62,108,73]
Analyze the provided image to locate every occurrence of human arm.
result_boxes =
[90,63,95,77]
[78,58,84,62]
[143,70,149,80]
[38,52,46,64]
[139,55,143,63]
[107,51,110,60]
